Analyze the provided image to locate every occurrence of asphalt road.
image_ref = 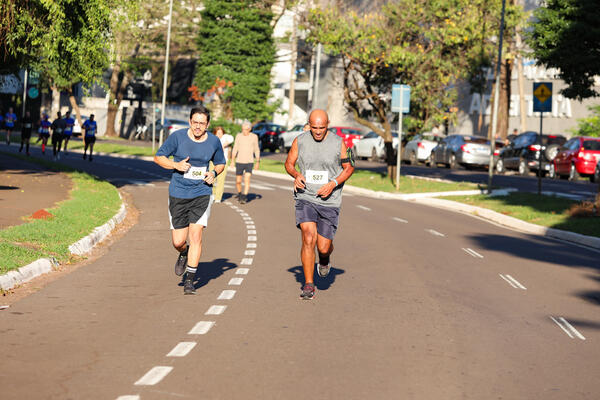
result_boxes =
[1,145,599,399]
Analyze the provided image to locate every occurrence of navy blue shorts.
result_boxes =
[295,199,340,240]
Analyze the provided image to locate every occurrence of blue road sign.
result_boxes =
[533,82,552,113]
[392,84,410,114]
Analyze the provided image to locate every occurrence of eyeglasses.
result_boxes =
[190,120,208,126]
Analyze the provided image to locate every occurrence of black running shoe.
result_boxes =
[300,283,315,300]
[240,194,247,204]
[184,277,196,295]
[174,250,188,276]
[317,263,331,278]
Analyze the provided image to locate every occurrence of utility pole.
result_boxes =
[159,0,174,147]
[288,10,297,128]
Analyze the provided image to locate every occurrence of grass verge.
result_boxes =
[443,192,600,238]
[0,152,121,274]
[259,158,478,193]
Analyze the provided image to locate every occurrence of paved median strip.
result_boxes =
[499,274,527,290]
[550,316,586,340]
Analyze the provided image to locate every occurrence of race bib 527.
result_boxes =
[305,169,328,185]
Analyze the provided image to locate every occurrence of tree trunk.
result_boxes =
[497,57,512,141]
[105,62,129,137]
[50,86,60,116]
[67,87,82,125]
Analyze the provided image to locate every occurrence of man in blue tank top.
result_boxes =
[154,106,226,295]
[285,109,355,299]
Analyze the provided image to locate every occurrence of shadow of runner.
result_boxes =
[178,258,237,290]
[287,265,346,291]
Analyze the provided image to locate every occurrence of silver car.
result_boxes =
[430,135,491,169]
[279,124,306,152]
[403,133,443,165]
[355,131,398,160]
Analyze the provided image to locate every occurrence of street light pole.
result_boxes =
[487,0,507,193]
[159,0,174,147]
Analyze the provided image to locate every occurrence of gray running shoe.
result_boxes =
[240,194,247,204]
[174,250,188,276]
[317,263,331,278]
[183,276,196,295]
[300,283,315,300]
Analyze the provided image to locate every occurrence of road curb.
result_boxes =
[0,194,127,291]
[413,197,600,250]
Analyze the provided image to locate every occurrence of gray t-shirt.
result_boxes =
[294,131,344,208]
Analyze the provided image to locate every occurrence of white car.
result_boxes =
[403,133,443,165]
[280,124,306,152]
[71,115,88,137]
[355,131,398,160]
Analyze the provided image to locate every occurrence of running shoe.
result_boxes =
[174,250,188,276]
[300,283,315,300]
[183,276,196,295]
[240,194,247,204]
[317,263,331,278]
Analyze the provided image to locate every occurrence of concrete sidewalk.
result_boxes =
[0,153,71,229]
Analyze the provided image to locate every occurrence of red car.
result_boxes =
[328,126,364,148]
[551,136,600,181]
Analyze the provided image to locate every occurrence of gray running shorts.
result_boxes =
[236,162,254,176]
[295,199,340,240]
[169,194,214,229]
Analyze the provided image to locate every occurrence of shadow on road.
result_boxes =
[178,257,237,290]
[287,265,346,291]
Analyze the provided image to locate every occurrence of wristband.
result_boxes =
[331,178,339,186]
[212,170,218,178]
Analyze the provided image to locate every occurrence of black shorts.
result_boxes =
[21,130,32,139]
[236,162,254,176]
[40,132,50,138]
[52,134,63,143]
[295,199,340,240]
[84,136,96,145]
[168,195,214,229]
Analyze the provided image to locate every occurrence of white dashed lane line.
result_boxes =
[236,268,250,275]
[240,258,253,265]
[356,205,371,211]
[499,274,527,290]
[205,305,227,315]
[218,290,236,300]
[229,277,244,285]
[167,342,197,357]
[116,396,140,400]
[462,248,484,259]
[134,366,173,386]
[188,321,215,335]
[425,229,445,237]
[550,317,586,340]
[393,217,408,223]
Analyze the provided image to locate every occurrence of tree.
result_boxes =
[570,105,600,137]
[194,0,277,122]
[307,1,507,175]
[527,0,600,100]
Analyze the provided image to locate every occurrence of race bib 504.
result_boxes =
[305,169,328,185]
[183,166,207,180]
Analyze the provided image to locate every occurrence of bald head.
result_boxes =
[309,109,329,125]
[308,109,329,142]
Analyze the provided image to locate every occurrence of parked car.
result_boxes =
[328,126,364,148]
[71,115,88,137]
[280,124,306,152]
[354,131,399,160]
[550,136,600,181]
[594,159,600,183]
[495,131,566,176]
[153,118,189,138]
[251,122,286,152]
[430,135,491,169]
[403,133,442,165]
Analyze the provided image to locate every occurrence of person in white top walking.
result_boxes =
[213,126,234,203]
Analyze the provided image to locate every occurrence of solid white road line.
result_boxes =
[236,268,250,275]
[188,321,215,335]
[499,274,527,290]
[229,277,244,285]
[244,250,256,256]
[356,205,371,211]
[248,236,257,241]
[205,305,227,315]
[116,395,140,400]
[550,316,586,340]
[218,290,236,300]
[240,258,253,265]
[393,217,408,223]
[134,366,173,386]
[247,243,257,248]
[167,342,197,357]
[462,248,484,258]
[426,229,445,237]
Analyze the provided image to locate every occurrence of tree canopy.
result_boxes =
[194,0,277,122]
[527,0,600,100]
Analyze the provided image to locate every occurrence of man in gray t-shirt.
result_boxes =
[285,109,355,300]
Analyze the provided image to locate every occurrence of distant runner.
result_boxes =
[285,109,355,300]
[154,106,226,295]
[212,126,234,203]
[51,111,66,160]
[63,111,75,153]
[5,107,17,146]
[231,121,260,204]
[38,114,51,155]
[82,114,97,161]
[19,111,33,156]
